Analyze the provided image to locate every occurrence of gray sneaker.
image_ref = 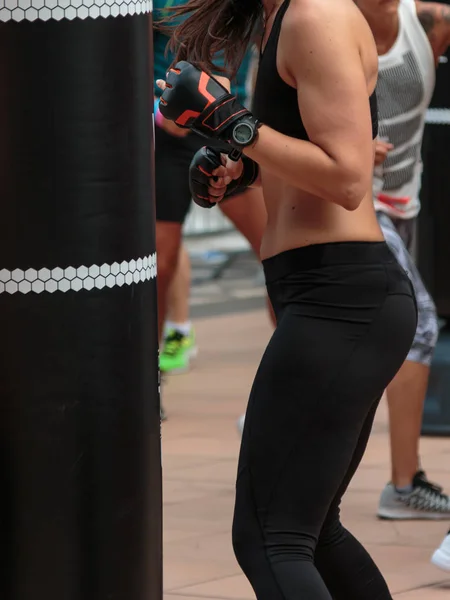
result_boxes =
[431,532,450,572]
[378,472,450,520]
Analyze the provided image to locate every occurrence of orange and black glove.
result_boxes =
[189,146,259,209]
[159,61,261,159]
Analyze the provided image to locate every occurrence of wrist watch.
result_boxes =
[230,116,261,150]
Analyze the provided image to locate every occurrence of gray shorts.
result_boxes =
[377,212,438,366]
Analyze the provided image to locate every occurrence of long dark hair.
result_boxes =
[157,0,263,78]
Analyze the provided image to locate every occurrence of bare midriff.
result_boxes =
[259,143,385,260]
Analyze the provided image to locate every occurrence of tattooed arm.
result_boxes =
[416,1,450,63]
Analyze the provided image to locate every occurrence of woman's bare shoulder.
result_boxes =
[282,0,378,89]
[286,0,375,49]
[287,0,362,23]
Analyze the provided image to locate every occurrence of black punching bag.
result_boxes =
[0,2,162,599]
[418,0,450,436]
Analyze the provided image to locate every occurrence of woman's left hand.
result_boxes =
[156,111,191,137]
[156,73,231,94]
[155,61,253,149]
[155,70,231,140]
[155,62,232,132]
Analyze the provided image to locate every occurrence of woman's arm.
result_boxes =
[244,1,376,211]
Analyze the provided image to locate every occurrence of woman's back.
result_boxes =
[252,0,383,258]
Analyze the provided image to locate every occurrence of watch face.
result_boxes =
[233,122,253,145]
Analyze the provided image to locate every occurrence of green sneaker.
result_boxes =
[160,371,167,421]
[160,329,197,374]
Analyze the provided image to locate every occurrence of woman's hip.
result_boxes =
[262,241,416,329]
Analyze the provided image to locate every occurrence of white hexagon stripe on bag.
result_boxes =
[0,253,156,294]
[0,0,152,22]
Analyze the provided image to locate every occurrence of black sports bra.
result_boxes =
[252,0,378,141]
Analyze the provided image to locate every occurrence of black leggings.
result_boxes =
[232,242,417,600]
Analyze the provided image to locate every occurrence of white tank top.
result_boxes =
[373,0,435,220]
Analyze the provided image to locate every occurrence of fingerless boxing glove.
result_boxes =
[189,146,260,209]
[159,61,261,157]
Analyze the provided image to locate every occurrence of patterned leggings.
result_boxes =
[377,211,438,366]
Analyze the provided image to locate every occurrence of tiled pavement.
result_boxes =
[185,233,267,320]
[161,308,450,599]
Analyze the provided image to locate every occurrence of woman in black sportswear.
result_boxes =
[157,0,417,598]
